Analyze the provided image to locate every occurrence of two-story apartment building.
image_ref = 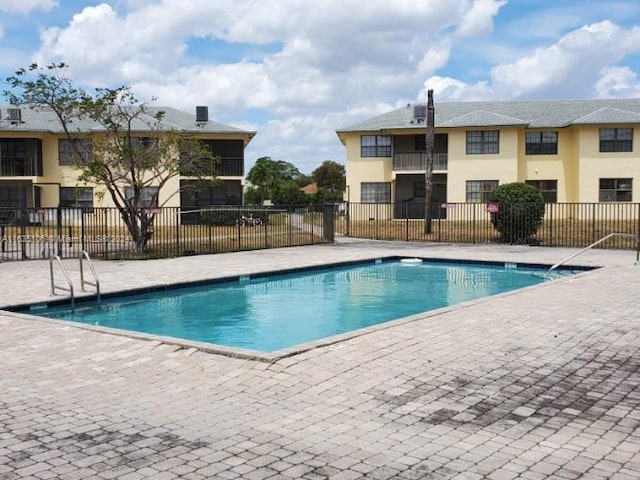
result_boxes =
[336,99,640,217]
[0,105,255,221]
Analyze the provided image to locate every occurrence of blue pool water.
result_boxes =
[35,260,567,353]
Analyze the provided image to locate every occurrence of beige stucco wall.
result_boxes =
[520,127,578,203]
[1,132,247,209]
[343,132,394,203]
[343,124,640,205]
[576,125,639,202]
[446,127,519,202]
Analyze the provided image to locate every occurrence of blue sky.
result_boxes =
[1,0,640,174]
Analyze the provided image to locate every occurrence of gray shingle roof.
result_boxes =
[336,98,640,132]
[0,105,255,136]
[439,110,528,127]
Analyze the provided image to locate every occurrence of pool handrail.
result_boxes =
[80,250,101,304]
[546,232,640,276]
[49,254,74,309]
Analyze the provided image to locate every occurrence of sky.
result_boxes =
[1,0,640,175]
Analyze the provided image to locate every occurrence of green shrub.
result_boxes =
[487,182,545,244]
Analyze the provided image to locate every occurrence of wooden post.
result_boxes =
[424,90,435,234]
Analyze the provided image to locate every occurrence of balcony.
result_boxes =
[393,152,448,171]
[216,157,244,177]
[0,157,43,177]
[180,156,244,178]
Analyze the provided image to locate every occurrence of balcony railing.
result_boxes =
[180,157,244,177]
[0,157,42,176]
[393,152,448,171]
[217,157,244,177]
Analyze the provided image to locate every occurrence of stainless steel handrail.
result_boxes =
[547,232,640,276]
[49,254,74,309]
[79,250,101,304]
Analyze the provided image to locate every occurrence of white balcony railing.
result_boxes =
[393,152,448,171]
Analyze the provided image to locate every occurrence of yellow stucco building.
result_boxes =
[0,105,255,223]
[336,99,640,217]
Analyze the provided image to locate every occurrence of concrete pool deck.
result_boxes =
[1,240,639,479]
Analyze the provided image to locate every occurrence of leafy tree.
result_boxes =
[4,63,214,252]
[311,160,345,194]
[246,157,305,198]
[273,181,308,205]
[311,188,343,204]
[243,185,266,205]
[487,182,546,244]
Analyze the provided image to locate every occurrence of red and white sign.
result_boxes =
[485,203,499,213]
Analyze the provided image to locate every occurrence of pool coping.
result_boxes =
[1,256,597,362]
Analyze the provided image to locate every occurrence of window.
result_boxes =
[526,132,558,155]
[466,180,498,202]
[59,187,93,209]
[526,180,558,203]
[599,178,632,202]
[130,137,158,150]
[600,128,633,152]
[58,138,93,166]
[466,131,499,154]
[361,135,391,157]
[0,138,43,175]
[124,186,159,207]
[361,182,391,203]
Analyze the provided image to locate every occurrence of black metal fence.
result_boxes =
[0,205,334,261]
[339,202,640,250]
[3,201,639,261]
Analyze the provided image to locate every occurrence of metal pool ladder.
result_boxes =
[50,254,75,309]
[49,251,101,308]
[546,232,640,277]
[80,250,101,304]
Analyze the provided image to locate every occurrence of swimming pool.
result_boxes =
[20,258,579,355]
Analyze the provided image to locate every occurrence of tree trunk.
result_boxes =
[424,89,435,234]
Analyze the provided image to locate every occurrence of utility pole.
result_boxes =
[424,89,435,234]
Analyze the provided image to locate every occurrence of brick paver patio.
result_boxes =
[1,241,639,479]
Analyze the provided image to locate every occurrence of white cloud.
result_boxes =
[420,76,494,101]
[595,66,640,98]
[426,20,640,101]
[25,1,640,171]
[417,41,452,75]
[0,0,57,13]
[32,0,476,123]
[457,0,507,37]
[489,21,640,98]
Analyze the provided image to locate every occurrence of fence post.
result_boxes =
[20,208,27,260]
[56,207,62,257]
[405,203,409,241]
[345,202,350,237]
[592,203,597,244]
[102,209,108,259]
[81,209,86,252]
[472,204,476,244]
[264,215,269,247]
[636,203,640,262]
[322,204,335,244]
[175,209,180,256]
[548,203,554,247]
